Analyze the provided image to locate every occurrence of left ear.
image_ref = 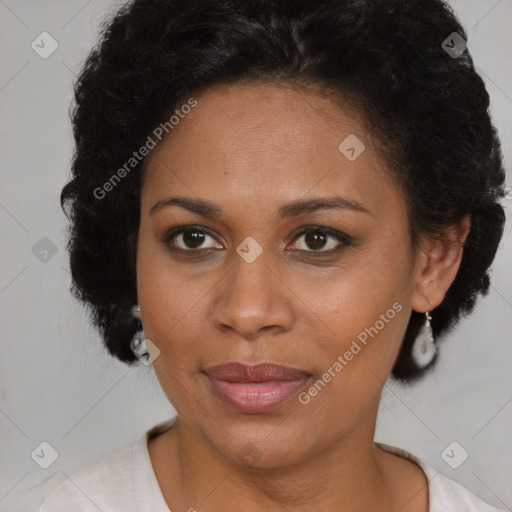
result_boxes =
[411,216,471,313]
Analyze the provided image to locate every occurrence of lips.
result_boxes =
[204,362,312,412]
[206,362,311,382]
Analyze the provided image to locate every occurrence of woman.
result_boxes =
[39,0,507,510]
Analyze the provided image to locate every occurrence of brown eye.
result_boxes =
[289,227,351,254]
[164,227,222,251]
[181,230,206,249]
[304,231,329,250]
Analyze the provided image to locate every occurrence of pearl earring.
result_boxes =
[411,311,437,368]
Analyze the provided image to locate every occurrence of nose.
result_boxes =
[211,248,295,341]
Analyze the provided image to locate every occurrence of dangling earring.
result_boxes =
[411,311,437,368]
[130,304,151,366]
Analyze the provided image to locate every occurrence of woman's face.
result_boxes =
[137,82,426,467]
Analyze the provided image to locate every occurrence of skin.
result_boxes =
[136,82,470,512]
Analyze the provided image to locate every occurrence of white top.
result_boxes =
[38,415,506,512]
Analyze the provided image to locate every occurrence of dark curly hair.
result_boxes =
[61,0,506,382]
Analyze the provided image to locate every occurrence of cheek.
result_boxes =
[136,254,208,410]
[137,268,208,359]
[300,240,410,331]
[293,281,408,432]
[294,243,412,385]
[136,228,202,361]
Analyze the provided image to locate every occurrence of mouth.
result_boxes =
[204,362,313,413]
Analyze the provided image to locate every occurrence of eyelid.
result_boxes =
[289,225,352,245]
[162,224,352,255]
[162,225,221,250]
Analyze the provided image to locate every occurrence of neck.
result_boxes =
[162,410,396,512]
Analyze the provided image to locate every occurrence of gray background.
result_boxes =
[0,1,511,510]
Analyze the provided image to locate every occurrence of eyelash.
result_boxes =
[162,225,352,258]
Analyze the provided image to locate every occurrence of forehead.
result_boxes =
[141,82,403,221]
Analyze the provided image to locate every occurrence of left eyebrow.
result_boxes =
[278,195,371,218]
[149,194,371,219]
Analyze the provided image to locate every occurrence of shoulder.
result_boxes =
[429,471,507,512]
[38,439,137,512]
[375,442,507,512]
[38,417,177,512]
